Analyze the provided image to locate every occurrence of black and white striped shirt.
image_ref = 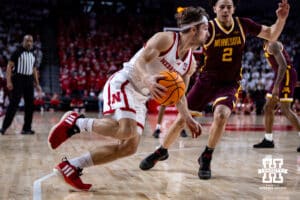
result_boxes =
[10,46,37,75]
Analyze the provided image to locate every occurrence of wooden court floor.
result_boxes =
[0,111,300,200]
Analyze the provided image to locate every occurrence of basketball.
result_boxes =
[154,71,186,106]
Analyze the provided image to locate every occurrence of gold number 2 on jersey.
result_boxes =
[222,48,233,62]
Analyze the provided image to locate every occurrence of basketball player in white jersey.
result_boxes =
[48,7,209,191]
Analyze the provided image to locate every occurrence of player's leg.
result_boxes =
[54,129,140,191]
[90,133,140,164]
[52,100,142,191]
[153,105,166,138]
[48,70,142,149]
[207,105,231,147]
[253,97,276,148]
[198,104,231,179]
[140,114,185,170]
[52,107,141,191]
[48,109,138,149]
[281,102,300,130]
[22,78,34,134]
[197,84,238,180]
[50,70,147,190]
[140,76,208,170]
[1,77,23,134]
[280,101,300,152]
[152,105,187,138]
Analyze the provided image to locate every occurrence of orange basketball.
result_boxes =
[154,71,186,106]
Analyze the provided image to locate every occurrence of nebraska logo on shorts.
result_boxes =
[112,92,121,104]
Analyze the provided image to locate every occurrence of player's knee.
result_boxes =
[118,127,136,139]
[119,140,138,156]
[264,103,273,113]
[214,110,229,124]
[118,120,137,139]
[281,106,290,116]
[123,144,138,156]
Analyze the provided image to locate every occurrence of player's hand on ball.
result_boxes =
[153,71,185,106]
[147,75,167,99]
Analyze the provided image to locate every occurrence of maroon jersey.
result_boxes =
[263,42,294,72]
[201,17,261,83]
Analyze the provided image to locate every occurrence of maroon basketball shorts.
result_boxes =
[187,75,239,112]
[267,66,297,102]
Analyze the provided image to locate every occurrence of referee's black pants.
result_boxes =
[2,74,34,132]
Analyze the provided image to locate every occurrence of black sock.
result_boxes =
[159,146,168,153]
[199,146,214,170]
[155,146,168,155]
[203,146,214,154]
[200,146,214,161]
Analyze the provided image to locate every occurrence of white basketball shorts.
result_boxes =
[103,70,148,134]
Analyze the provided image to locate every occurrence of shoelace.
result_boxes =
[62,157,68,162]
[61,157,83,176]
[77,167,83,176]
[67,114,85,137]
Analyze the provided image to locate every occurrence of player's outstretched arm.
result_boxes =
[175,61,202,138]
[258,0,290,41]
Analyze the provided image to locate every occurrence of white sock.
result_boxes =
[264,133,273,141]
[156,124,161,130]
[69,152,94,169]
[75,118,94,132]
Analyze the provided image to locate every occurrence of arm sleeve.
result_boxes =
[239,17,262,37]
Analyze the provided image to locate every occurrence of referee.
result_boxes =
[0,35,42,135]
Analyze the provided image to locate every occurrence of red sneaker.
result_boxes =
[48,111,82,150]
[54,158,92,191]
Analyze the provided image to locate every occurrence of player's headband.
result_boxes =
[180,16,208,32]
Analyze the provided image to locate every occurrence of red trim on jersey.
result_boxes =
[120,107,136,113]
[106,74,116,112]
[103,108,136,115]
[176,33,180,59]
[159,32,176,57]
[104,75,137,115]
[103,110,115,115]
[181,49,190,61]
[137,122,144,130]
[120,80,133,110]
[183,51,193,76]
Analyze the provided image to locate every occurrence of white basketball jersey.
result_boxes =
[123,32,194,95]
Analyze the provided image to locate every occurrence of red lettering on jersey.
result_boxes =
[160,58,175,71]
[112,92,121,104]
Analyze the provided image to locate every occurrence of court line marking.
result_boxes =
[33,172,55,200]
[32,146,200,200]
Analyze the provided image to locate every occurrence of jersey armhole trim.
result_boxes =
[204,21,215,48]
[159,32,177,57]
